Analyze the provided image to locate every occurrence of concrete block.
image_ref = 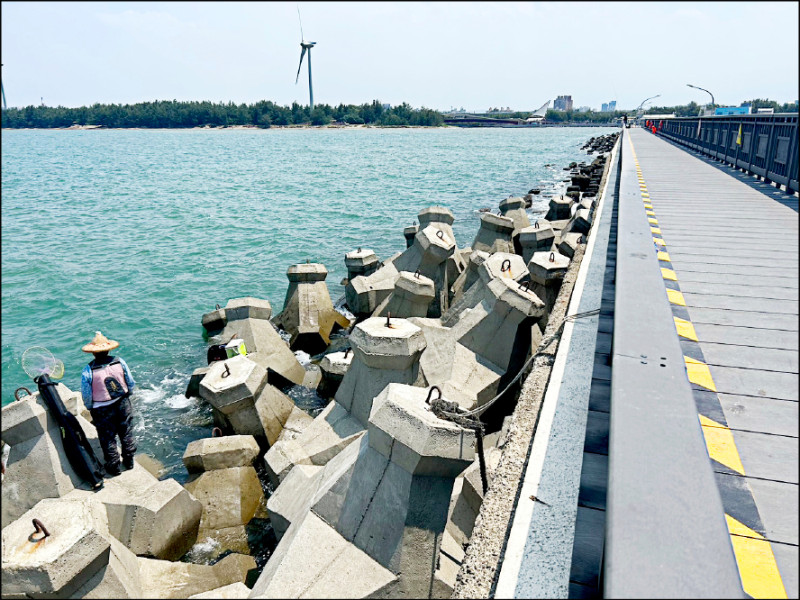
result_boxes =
[481,251,529,283]
[472,212,515,254]
[202,306,227,333]
[249,511,396,598]
[254,383,296,446]
[544,196,573,221]
[346,261,400,317]
[418,206,456,243]
[138,552,255,599]
[373,270,436,319]
[345,248,380,280]
[528,250,571,314]
[267,463,325,540]
[318,349,354,399]
[368,384,476,477]
[557,231,583,259]
[273,263,352,354]
[185,366,210,399]
[220,317,305,388]
[183,435,260,473]
[568,207,592,235]
[403,225,419,248]
[224,297,273,322]
[519,221,556,264]
[1,497,127,598]
[449,249,489,306]
[199,355,267,416]
[499,196,531,234]
[184,466,264,532]
[275,405,315,445]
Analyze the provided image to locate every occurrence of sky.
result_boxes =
[1,1,798,112]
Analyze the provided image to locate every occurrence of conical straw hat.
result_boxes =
[82,331,119,353]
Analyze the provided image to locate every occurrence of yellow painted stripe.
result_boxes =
[657,250,670,261]
[726,515,788,599]
[646,210,656,216]
[641,193,650,198]
[648,217,659,225]
[667,288,686,306]
[651,227,662,234]
[685,356,717,391]
[653,237,666,246]
[644,204,653,210]
[674,316,698,341]
[661,268,677,281]
[699,415,745,475]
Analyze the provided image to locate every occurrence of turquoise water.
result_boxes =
[1,126,615,480]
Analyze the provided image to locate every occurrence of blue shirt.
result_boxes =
[81,357,135,410]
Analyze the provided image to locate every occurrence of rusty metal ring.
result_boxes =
[414,269,421,279]
[221,363,231,378]
[534,221,539,229]
[436,230,444,239]
[357,246,362,252]
[425,386,442,405]
[549,252,555,263]
[500,259,511,273]
[212,427,223,438]
[14,387,32,402]
[578,235,584,243]
[215,304,221,310]
[385,313,392,328]
[31,519,50,540]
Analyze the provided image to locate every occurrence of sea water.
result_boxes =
[1,126,616,483]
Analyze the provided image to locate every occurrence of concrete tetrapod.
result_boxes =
[199,355,296,446]
[263,317,426,486]
[272,263,352,355]
[63,462,204,561]
[344,248,380,281]
[449,249,489,307]
[1,497,143,599]
[317,349,354,400]
[345,256,401,317]
[518,220,557,264]
[528,249,572,323]
[392,224,456,318]
[418,206,457,244]
[211,298,305,389]
[544,195,574,222]
[251,383,476,599]
[498,196,531,237]
[202,297,273,336]
[1,384,103,529]
[471,212,515,255]
[372,270,436,319]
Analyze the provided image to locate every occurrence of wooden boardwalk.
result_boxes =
[627,127,798,599]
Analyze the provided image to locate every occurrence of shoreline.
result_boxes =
[2,123,620,131]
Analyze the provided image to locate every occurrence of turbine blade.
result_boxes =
[295,46,307,84]
[297,5,304,41]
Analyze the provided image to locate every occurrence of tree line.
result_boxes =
[2,98,796,129]
[0,99,444,129]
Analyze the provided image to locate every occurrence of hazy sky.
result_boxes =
[2,1,797,112]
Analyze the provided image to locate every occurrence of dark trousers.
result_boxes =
[90,396,137,470]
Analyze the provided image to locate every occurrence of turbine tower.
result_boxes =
[295,7,316,110]
[1,63,7,110]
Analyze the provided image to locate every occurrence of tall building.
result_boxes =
[608,100,617,111]
[601,103,609,112]
[554,95,573,111]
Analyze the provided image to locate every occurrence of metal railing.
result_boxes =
[652,113,798,194]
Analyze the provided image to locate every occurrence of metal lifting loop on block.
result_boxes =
[534,221,539,229]
[357,247,362,252]
[436,230,444,239]
[212,427,223,438]
[414,269,421,279]
[14,387,32,402]
[385,313,392,328]
[221,363,231,378]
[500,259,511,273]
[344,347,351,359]
[549,252,555,263]
[519,282,530,293]
[578,235,584,244]
[215,303,221,310]
[425,386,442,405]
[32,519,50,539]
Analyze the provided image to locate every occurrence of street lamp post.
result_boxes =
[686,84,715,114]
[636,94,661,120]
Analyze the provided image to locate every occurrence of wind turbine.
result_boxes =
[295,7,316,110]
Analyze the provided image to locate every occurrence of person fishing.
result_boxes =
[80,331,137,476]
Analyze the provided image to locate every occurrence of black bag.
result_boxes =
[207,344,228,364]
[36,375,104,489]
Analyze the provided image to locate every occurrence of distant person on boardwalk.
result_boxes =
[622,114,628,128]
[80,331,137,476]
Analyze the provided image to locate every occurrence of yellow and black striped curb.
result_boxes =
[627,136,787,600]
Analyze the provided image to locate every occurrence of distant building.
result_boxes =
[577,106,591,113]
[608,100,616,111]
[382,103,391,110]
[601,103,608,112]
[714,106,751,116]
[554,95,573,111]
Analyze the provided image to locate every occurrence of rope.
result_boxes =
[437,307,601,420]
